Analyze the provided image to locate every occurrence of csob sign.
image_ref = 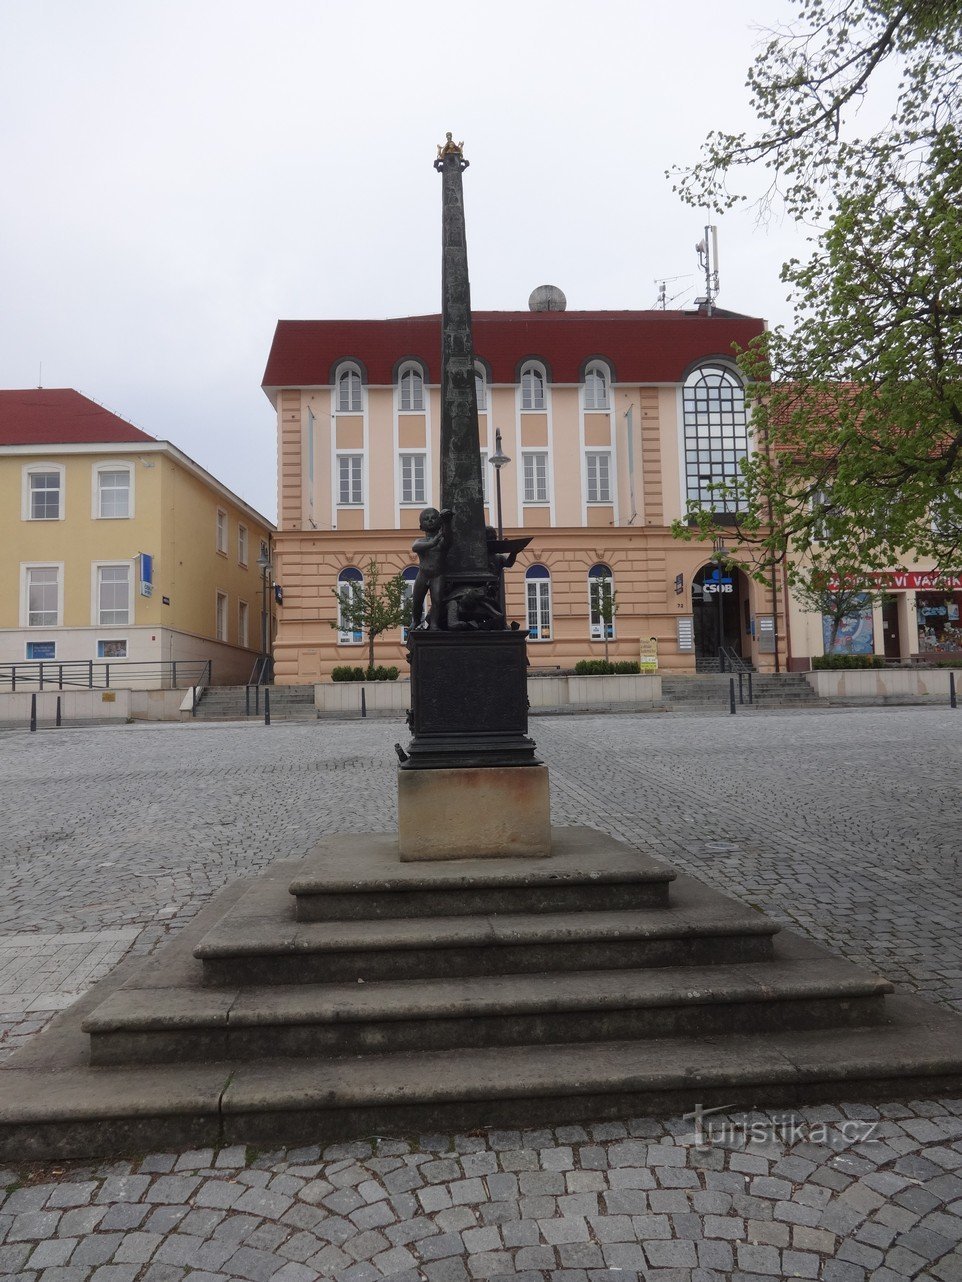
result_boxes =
[703,569,734,595]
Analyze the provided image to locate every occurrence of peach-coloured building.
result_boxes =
[262,301,790,683]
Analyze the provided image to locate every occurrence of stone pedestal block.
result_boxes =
[397,765,551,860]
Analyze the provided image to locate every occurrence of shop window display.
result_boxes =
[917,591,962,653]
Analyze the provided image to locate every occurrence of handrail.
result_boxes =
[720,645,752,673]
[0,659,211,692]
[246,654,273,686]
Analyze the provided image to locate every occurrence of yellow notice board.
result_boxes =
[639,638,659,672]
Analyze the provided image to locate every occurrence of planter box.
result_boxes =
[565,674,662,706]
[315,673,663,716]
[315,680,411,716]
[806,669,956,700]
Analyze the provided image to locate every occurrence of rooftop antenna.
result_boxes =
[653,274,694,310]
[694,224,720,315]
[37,362,42,389]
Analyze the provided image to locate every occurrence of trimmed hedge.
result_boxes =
[331,665,399,682]
[573,659,642,676]
[812,654,885,670]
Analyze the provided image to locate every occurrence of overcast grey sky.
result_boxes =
[1,0,810,522]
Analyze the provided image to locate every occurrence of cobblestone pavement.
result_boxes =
[1,708,961,1280]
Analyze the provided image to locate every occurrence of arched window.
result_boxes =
[584,363,610,410]
[683,364,748,512]
[588,563,615,640]
[336,365,363,413]
[475,363,487,411]
[398,364,424,412]
[336,566,363,644]
[521,363,546,411]
[525,564,552,641]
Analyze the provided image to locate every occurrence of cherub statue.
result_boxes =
[410,507,452,630]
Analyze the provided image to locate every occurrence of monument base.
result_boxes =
[398,764,551,860]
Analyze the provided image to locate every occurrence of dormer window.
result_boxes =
[584,363,610,410]
[475,364,487,411]
[398,364,424,412]
[336,366,363,413]
[521,364,546,411]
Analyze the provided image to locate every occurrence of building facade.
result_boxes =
[0,389,275,686]
[262,303,789,683]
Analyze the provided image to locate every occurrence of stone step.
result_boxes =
[84,948,892,1066]
[5,990,961,1161]
[288,830,674,921]
[194,877,778,988]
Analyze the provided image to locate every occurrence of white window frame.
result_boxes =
[238,524,248,567]
[92,462,133,520]
[522,451,549,504]
[586,451,612,503]
[584,363,610,410]
[22,463,65,522]
[526,569,552,641]
[92,562,133,628]
[216,508,228,555]
[335,365,363,413]
[398,364,425,412]
[399,452,426,505]
[475,364,487,411]
[520,363,546,412]
[215,590,229,642]
[337,453,364,506]
[21,563,63,628]
[239,599,250,648]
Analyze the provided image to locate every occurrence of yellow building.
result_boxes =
[0,389,275,686]
[262,296,789,683]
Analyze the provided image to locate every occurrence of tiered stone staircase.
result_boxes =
[662,672,826,713]
[4,827,961,1158]
[193,684,318,722]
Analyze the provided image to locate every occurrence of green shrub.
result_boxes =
[935,657,962,668]
[331,665,366,682]
[812,654,885,670]
[574,659,643,676]
[612,661,642,674]
[364,665,400,681]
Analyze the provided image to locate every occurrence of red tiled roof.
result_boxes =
[262,310,767,391]
[0,389,156,446]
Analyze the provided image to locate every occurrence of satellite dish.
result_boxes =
[528,285,567,312]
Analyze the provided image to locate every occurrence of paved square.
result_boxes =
[1,707,961,1280]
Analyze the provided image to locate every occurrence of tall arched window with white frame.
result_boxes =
[525,564,552,641]
[475,363,487,411]
[683,364,748,513]
[336,566,364,644]
[398,364,424,412]
[584,363,610,410]
[401,565,425,640]
[520,363,546,411]
[588,563,615,641]
[335,365,363,413]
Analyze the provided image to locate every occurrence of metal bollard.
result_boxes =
[729,677,736,715]
[264,689,271,725]
[951,671,957,709]
[361,687,367,719]
[30,692,37,732]
[56,695,62,728]
[748,672,754,704]
[245,685,250,716]
[738,672,744,704]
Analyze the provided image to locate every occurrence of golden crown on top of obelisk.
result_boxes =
[434,132,468,171]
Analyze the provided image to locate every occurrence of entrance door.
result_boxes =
[881,594,901,659]
[693,564,744,659]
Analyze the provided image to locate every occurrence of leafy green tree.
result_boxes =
[791,565,883,653]
[331,561,408,675]
[671,1,962,574]
[589,577,618,663]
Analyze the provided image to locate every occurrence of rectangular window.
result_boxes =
[523,452,548,503]
[338,455,363,505]
[97,469,130,518]
[239,600,249,648]
[26,641,56,660]
[29,470,61,520]
[399,454,426,504]
[238,524,248,566]
[586,452,611,503]
[526,579,551,641]
[97,639,127,658]
[216,509,228,554]
[27,566,60,626]
[98,564,131,626]
[216,591,228,642]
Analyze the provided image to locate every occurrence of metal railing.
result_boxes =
[0,659,211,692]
[247,654,273,686]
[719,645,753,674]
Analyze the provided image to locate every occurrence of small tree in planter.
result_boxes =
[794,565,882,656]
[331,561,407,676]
[589,577,618,663]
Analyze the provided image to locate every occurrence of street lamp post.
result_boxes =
[488,429,511,614]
